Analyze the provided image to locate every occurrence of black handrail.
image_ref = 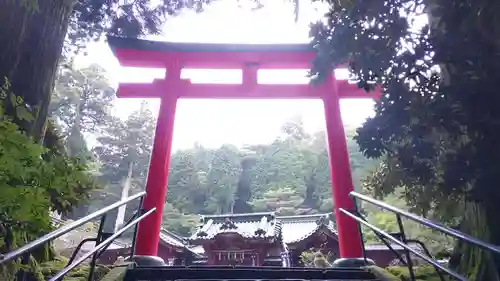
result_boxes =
[350,191,500,255]
[341,209,467,281]
[0,191,151,281]
[344,191,500,281]
[0,191,145,264]
[48,208,155,281]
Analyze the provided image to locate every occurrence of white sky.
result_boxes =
[78,0,375,150]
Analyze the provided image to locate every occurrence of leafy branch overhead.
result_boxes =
[65,0,218,54]
[310,0,500,214]
[310,0,500,279]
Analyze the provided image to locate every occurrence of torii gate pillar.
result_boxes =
[108,36,379,260]
[134,79,179,255]
[323,76,363,258]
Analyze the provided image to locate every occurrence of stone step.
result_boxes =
[122,266,380,281]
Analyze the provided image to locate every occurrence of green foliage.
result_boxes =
[310,0,500,279]
[364,266,400,281]
[0,117,98,245]
[300,250,335,268]
[39,256,109,281]
[386,266,444,281]
[49,64,117,219]
[51,64,114,136]
[65,0,217,55]
[89,102,156,230]
[0,77,39,124]
[0,118,97,238]
[0,77,99,279]
[0,120,49,234]
[162,203,199,235]
[362,190,453,254]
[163,120,371,223]
[0,119,97,220]
[93,102,155,187]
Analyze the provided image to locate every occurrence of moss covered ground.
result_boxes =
[364,265,448,281]
[385,266,448,281]
[39,256,110,281]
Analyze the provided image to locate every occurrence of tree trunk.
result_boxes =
[0,0,75,140]
[450,202,500,281]
[0,2,31,81]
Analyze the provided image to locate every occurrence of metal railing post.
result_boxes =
[130,197,144,259]
[395,214,416,281]
[352,197,368,263]
[407,239,446,281]
[88,214,107,281]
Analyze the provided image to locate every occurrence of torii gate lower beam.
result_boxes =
[107,36,380,260]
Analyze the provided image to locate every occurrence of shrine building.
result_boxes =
[76,211,422,267]
[73,212,422,266]
[180,212,422,267]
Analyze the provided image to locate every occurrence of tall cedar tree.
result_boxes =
[0,0,215,140]
[310,0,500,279]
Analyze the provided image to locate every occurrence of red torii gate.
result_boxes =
[107,36,379,260]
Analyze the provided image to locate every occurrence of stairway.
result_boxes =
[122,266,381,281]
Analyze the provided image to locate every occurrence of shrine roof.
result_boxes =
[107,36,313,54]
[278,213,337,244]
[365,241,424,252]
[159,228,188,249]
[188,212,281,242]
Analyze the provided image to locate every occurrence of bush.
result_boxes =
[387,266,447,281]
[39,256,110,281]
[0,117,98,246]
[363,266,400,281]
[0,78,100,280]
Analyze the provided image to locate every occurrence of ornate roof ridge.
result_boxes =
[202,212,275,220]
[188,212,280,242]
[273,220,283,240]
[278,213,333,222]
[220,218,238,230]
[365,241,424,251]
[199,212,276,224]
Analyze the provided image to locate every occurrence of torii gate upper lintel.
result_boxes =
[107,35,380,262]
